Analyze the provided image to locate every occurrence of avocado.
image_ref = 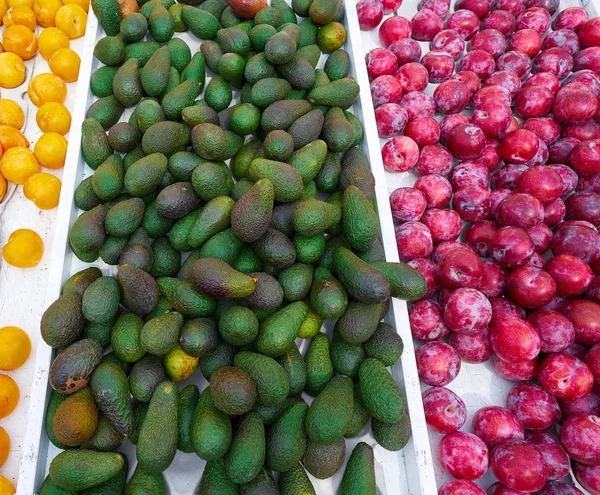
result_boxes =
[150,236,181,278]
[309,267,347,320]
[191,387,232,461]
[80,457,128,494]
[125,465,166,495]
[75,176,103,211]
[224,413,265,484]
[240,468,278,495]
[140,45,171,97]
[304,332,333,396]
[94,36,125,65]
[124,153,168,197]
[148,1,175,42]
[363,322,404,366]
[339,442,376,495]
[278,263,313,302]
[201,39,224,73]
[53,387,98,447]
[219,306,259,345]
[372,413,411,452]
[187,196,235,248]
[161,79,202,120]
[342,185,379,251]
[277,345,307,396]
[265,401,308,472]
[49,339,103,395]
[49,450,125,492]
[308,77,359,108]
[255,301,308,357]
[91,66,119,98]
[198,460,238,494]
[234,351,290,406]
[142,122,191,156]
[118,264,160,317]
[302,438,345,479]
[121,12,148,42]
[199,229,244,264]
[87,96,125,129]
[46,390,68,450]
[200,340,236,380]
[250,78,291,108]
[190,258,257,298]
[292,198,340,236]
[279,463,316,495]
[333,247,390,304]
[288,110,325,150]
[305,375,353,445]
[324,49,349,80]
[137,381,179,473]
[359,358,405,423]
[90,362,133,436]
[335,300,382,345]
[41,292,85,348]
[140,311,184,355]
[125,41,162,67]
[260,100,312,133]
[113,58,143,107]
[330,330,365,379]
[129,354,166,402]
[181,52,206,87]
[177,384,199,453]
[345,383,369,438]
[205,75,233,112]
[179,317,219,358]
[248,159,304,204]
[82,118,113,170]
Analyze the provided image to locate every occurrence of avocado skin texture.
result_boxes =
[372,413,411,452]
[234,351,290,406]
[124,153,169,196]
[370,261,428,301]
[342,185,379,252]
[161,79,202,120]
[339,442,376,495]
[82,118,113,170]
[278,263,313,302]
[304,333,333,396]
[265,401,308,473]
[49,450,125,491]
[277,345,307,396]
[305,375,353,445]
[198,459,238,495]
[330,330,366,380]
[118,264,160,317]
[302,437,346,479]
[359,358,405,424]
[41,291,85,348]
[177,384,200,453]
[200,341,235,380]
[91,0,121,35]
[140,311,184,356]
[232,179,274,243]
[255,301,308,357]
[142,122,191,156]
[50,339,103,395]
[308,77,360,109]
[364,322,404,366]
[110,312,145,363]
[224,413,265,484]
[53,387,98,447]
[39,474,76,495]
[180,318,218,358]
[260,100,312,133]
[113,58,143,107]
[87,96,125,129]
[190,258,257,298]
[129,355,167,403]
[191,387,232,461]
[324,49,350,80]
[210,366,256,415]
[90,362,133,436]
[292,198,340,236]
[340,167,375,203]
[345,383,370,438]
[248,159,304,204]
[181,5,220,40]
[288,109,324,150]
[46,390,68,450]
[125,465,166,495]
[252,228,297,269]
[137,380,179,474]
[279,463,316,494]
[240,468,279,495]
[251,78,291,108]
[335,300,382,345]
[278,56,316,90]
[333,247,390,305]
[82,413,124,453]
[309,268,347,320]
[244,272,284,311]
[154,182,198,220]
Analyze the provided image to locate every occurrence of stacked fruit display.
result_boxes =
[36,0,429,492]
[361,0,600,493]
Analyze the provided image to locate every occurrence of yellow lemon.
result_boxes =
[2,229,44,267]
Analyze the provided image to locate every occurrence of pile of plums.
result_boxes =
[359,0,600,492]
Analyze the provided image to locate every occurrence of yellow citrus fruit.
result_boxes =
[34,131,67,168]
[0,147,39,183]
[0,99,24,129]
[33,0,62,26]
[0,374,19,417]
[61,0,88,12]
[0,0,8,23]
[36,101,71,134]
[0,173,6,202]
[0,327,31,371]
[0,475,14,495]
[3,5,36,30]
[0,125,29,150]
[55,4,86,38]
[28,73,67,107]
[49,47,79,82]
[0,52,25,88]
[0,426,9,467]
[24,172,61,209]
[2,25,37,59]
[2,229,44,267]
[38,26,69,59]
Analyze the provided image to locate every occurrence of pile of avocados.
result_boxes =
[38,0,428,492]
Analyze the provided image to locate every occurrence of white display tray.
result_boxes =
[359,0,600,491]
[16,1,438,493]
